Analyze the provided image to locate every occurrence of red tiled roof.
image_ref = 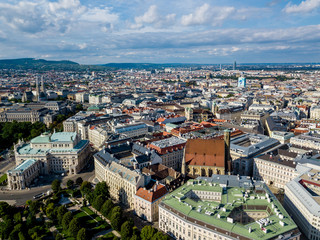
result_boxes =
[135,183,168,202]
[185,139,225,167]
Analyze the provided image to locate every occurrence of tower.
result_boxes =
[224,129,232,174]
[36,77,40,97]
[233,61,236,70]
[40,76,45,93]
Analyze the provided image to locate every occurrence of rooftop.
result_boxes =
[150,136,186,149]
[9,159,37,173]
[161,176,298,240]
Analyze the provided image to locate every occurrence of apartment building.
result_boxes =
[134,182,168,222]
[253,154,298,189]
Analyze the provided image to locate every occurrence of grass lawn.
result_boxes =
[0,174,7,185]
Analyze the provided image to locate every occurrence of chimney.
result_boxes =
[224,129,231,174]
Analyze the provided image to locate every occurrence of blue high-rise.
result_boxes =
[238,76,246,88]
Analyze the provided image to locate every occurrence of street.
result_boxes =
[0,167,95,205]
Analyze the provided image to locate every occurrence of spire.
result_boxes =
[41,75,45,93]
[36,76,40,96]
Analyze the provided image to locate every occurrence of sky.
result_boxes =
[0,0,319,64]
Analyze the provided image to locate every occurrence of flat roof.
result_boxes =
[161,176,298,240]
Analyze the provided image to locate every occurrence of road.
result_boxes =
[0,168,94,205]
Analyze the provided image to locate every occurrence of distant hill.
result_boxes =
[103,63,205,70]
[0,58,112,71]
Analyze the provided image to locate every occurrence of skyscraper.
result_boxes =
[233,60,236,70]
[237,76,246,88]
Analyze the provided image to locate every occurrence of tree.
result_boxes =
[94,181,109,198]
[110,212,122,231]
[93,195,105,211]
[28,201,39,215]
[110,206,122,216]
[57,205,68,224]
[77,228,88,240]
[67,179,74,189]
[14,212,22,224]
[62,212,73,231]
[18,232,26,240]
[140,226,157,240]
[151,232,169,240]
[0,202,11,217]
[100,199,114,218]
[80,181,92,194]
[121,221,134,240]
[45,203,55,219]
[51,179,61,192]
[68,218,81,238]
[131,235,140,240]
[76,177,83,186]
[55,234,63,240]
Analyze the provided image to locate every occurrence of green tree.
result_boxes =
[110,212,122,231]
[100,199,114,218]
[67,179,74,189]
[151,232,169,240]
[77,228,88,240]
[80,181,92,194]
[121,221,134,240]
[0,202,11,217]
[140,226,156,240]
[55,234,63,240]
[130,235,140,240]
[29,201,39,215]
[62,212,73,231]
[14,212,22,224]
[93,195,105,211]
[18,232,26,240]
[94,181,109,198]
[45,202,55,219]
[57,205,68,224]
[68,218,81,238]
[51,179,61,192]
[76,177,83,186]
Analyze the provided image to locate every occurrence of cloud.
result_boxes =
[284,0,320,13]
[131,5,176,29]
[0,0,118,34]
[181,3,235,26]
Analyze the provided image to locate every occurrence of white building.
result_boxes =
[290,132,320,150]
[14,132,90,175]
[253,154,298,189]
[284,165,320,240]
[112,122,148,138]
[7,159,41,190]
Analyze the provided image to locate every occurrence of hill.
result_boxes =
[0,58,112,71]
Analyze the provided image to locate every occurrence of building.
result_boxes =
[284,167,320,240]
[112,122,148,138]
[237,76,246,88]
[94,145,153,208]
[253,154,298,189]
[159,175,300,240]
[88,125,109,150]
[7,159,41,190]
[290,132,320,150]
[147,136,186,170]
[231,133,280,176]
[181,138,227,177]
[134,182,168,222]
[14,132,90,175]
[142,163,184,191]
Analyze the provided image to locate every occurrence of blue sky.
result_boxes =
[0,0,319,64]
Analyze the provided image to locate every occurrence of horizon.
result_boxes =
[0,0,319,64]
[0,57,319,66]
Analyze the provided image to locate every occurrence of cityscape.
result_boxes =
[0,0,320,240]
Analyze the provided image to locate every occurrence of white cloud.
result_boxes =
[181,4,235,26]
[284,0,320,13]
[131,5,176,29]
[0,0,119,34]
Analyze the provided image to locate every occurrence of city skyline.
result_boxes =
[0,0,319,64]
